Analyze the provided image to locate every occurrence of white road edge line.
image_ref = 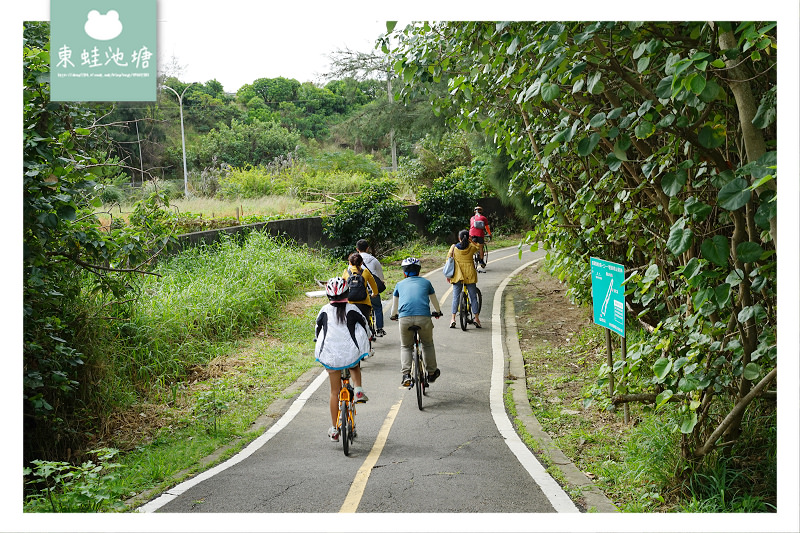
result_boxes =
[491,257,580,513]
[136,369,329,513]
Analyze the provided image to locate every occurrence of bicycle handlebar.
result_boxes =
[390,312,443,320]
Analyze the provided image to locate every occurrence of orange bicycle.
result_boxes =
[336,367,357,455]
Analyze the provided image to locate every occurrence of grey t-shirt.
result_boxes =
[359,252,384,281]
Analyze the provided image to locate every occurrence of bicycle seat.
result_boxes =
[408,325,422,332]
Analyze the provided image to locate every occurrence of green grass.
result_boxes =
[107,302,321,506]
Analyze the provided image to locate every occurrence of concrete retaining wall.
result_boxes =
[173,198,507,252]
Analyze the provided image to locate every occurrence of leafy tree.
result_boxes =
[392,21,777,465]
[23,22,173,461]
[195,119,301,168]
[252,76,301,108]
[322,181,416,258]
[417,166,483,237]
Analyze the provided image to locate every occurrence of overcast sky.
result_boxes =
[10,1,797,93]
[157,6,390,92]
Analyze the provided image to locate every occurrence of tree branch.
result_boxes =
[694,368,777,457]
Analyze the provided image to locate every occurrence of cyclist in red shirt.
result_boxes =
[469,206,491,268]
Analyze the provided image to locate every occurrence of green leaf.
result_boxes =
[688,73,707,95]
[576,133,600,157]
[661,171,686,196]
[667,219,693,255]
[653,357,672,381]
[385,21,397,32]
[700,235,729,266]
[680,411,698,434]
[738,306,755,323]
[725,268,745,287]
[743,362,760,381]
[714,283,731,307]
[642,264,660,283]
[697,125,725,149]
[634,120,656,139]
[589,112,607,128]
[735,241,764,263]
[655,389,673,409]
[683,257,701,280]
[541,83,560,102]
[718,178,752,211]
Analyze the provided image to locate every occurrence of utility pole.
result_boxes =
[162,83,194,198]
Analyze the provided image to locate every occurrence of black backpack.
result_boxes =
[347,268,368,301]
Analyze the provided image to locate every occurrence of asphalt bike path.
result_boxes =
[139,246,578,514]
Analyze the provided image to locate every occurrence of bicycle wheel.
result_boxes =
[340,401,350,456]
[459,291,468,331]
[347,402,356,445]
[473,252,480,271]
[475,287,483,315]
[414,344,424,410]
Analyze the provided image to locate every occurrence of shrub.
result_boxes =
[417,166,483,237]
[322,180,416,258]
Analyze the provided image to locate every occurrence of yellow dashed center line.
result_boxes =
[339,396,404,513]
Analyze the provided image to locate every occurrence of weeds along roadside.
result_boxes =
[24,232,339,511]
[513,266,777,513]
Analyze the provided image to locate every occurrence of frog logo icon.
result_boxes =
[84,10,123,41]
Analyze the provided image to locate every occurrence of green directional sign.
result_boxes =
[590,257,625,337]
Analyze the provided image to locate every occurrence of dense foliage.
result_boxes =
[322,181,417,258]
[392,21,777,465]
[417,167,484,237]
[23,22,176,461]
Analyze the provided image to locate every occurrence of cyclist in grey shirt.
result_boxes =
[356,239,387,337]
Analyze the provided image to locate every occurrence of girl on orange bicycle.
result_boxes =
[314,277,370,442]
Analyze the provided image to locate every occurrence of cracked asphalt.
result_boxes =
[151,246,562,514]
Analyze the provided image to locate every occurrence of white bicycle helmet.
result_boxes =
[401,257,422,274]
[325,277,349,301]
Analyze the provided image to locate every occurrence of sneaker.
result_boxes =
[355,391,369,403]
[428,368,441,383]
[377,328,387,337]
[328,426,339,442]
[479,261,487,268]
[401,373,412,387]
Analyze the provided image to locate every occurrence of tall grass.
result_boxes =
[85,232,339,411]
[168,196,310,219]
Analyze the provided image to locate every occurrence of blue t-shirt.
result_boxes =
[393,275,436,317]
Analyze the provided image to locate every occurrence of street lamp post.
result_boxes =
[162,83,193,198]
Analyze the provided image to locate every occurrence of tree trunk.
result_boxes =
[717,27,777,247]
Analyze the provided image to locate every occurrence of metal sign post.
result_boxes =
[590,257,629,423]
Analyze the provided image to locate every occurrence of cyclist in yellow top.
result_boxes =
[447,230,482,328]
[342,252,380,339]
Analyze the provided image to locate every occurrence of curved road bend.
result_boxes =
[139,245,578,514]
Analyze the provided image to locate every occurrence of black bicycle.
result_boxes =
[392,312,441,410]
[473,240,488,272]
[458,284,483,331]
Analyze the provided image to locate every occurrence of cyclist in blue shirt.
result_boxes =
[389,257,443,386]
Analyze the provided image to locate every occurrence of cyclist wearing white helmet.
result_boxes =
[389,257,444,386]
[314,277,370,442]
